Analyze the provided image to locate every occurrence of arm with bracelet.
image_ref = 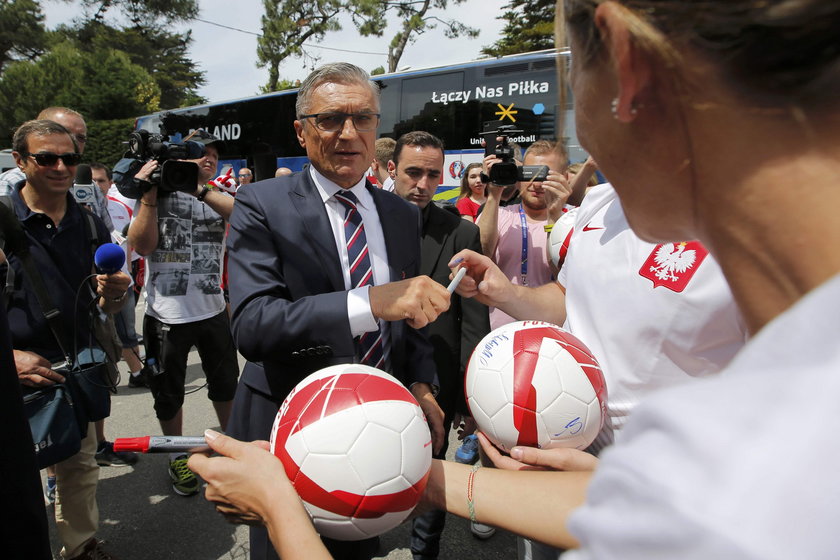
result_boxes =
[127,160,161,256]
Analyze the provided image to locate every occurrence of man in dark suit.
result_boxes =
[389,131,491,560]
[225,63,450,560]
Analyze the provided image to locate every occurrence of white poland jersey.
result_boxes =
[557,184,748,450]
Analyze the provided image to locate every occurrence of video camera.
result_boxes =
[481,121,549,186]
[113,113,207,199]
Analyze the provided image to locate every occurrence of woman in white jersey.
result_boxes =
[188,1,840,557]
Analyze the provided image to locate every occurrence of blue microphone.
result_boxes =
[94,242,126,274]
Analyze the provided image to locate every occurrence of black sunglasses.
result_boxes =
[24,152,82,167]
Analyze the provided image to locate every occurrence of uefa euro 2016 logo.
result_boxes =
[449,160,465,180]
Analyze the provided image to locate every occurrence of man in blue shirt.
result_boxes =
[3,119,129,560]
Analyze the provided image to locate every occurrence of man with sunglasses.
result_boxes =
[237,167,253,186]
[3,119,130,560]
[224,62,449,560]
[0,107,113,234]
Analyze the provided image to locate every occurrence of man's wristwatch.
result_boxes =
[105,290,128,303]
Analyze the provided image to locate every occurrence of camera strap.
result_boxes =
[519,204,529,286]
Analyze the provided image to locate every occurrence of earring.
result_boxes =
[611,98,641,120]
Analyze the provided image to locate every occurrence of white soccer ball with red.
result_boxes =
[548,208,577,269]
[466,321,607,452]
[270,364,432,541]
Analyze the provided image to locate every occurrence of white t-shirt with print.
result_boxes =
[143,191,227,324]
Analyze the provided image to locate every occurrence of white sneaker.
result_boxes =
[471,521,496,540]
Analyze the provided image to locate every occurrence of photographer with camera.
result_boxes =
[476,138,572,329]
[127,130,239,498]
[2,120,131,560]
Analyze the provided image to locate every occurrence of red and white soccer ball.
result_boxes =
[270,364,432,541]
[548,208,577,269]
[466,321,607,452]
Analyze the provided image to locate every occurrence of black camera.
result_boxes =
[482,123,523,186]
[481,122,552,186]
[113,114,206,198]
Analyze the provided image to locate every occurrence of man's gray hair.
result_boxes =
[295,62,379,118]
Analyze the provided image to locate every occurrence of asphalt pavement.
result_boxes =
[42,303,518,559]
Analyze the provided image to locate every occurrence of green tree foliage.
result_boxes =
[376,0,478,73]
[0,41,160,146]
[0,0,47,71]
[80,0,199,27]
[54,0,204,109]
[257,0,477,91]
[86,117,136,167]
[62,21,205,109]
[481,0,554,57]
[257,0,344,92]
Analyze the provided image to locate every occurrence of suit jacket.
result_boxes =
[227,168,438,413]
[420,203,490,417]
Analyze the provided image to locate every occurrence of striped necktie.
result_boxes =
[334,190,385,369]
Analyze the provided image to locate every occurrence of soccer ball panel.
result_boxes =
[298,406,368,456]
[400,415,433,484]
[347,423,403,488]
[552,352,597,404]
[468,366,510,418]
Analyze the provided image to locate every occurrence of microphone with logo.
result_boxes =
[72,163,97,207]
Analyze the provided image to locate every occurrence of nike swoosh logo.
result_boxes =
[582,224,604,232]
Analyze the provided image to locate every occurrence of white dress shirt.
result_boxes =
[309,166,392,366]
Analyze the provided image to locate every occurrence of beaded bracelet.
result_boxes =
[467,463,481,522]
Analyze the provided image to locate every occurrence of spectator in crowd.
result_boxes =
[4,119,130,560]
[238,167,253,186]
[455,162,487,222]
[476,140,572,328]
[274,167,293,177]
[222,62,449,560]
[187,1,840,558]
[390,130,491,559]
[128,130,239,497]
[371,136,396,191]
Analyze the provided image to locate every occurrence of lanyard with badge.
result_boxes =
[519,204,529,286]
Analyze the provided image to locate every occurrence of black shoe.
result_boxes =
[96,441,139,466]
[128,369,148,388]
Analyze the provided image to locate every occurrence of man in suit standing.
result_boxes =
[389,131,491,560]
[225,63,450,560]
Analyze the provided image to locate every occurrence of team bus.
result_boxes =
[134,49,582,200]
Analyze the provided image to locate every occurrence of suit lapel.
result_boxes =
[289,169,345,292]
[420,204,448,277]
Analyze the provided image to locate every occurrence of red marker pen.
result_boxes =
[113,436,210,454]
